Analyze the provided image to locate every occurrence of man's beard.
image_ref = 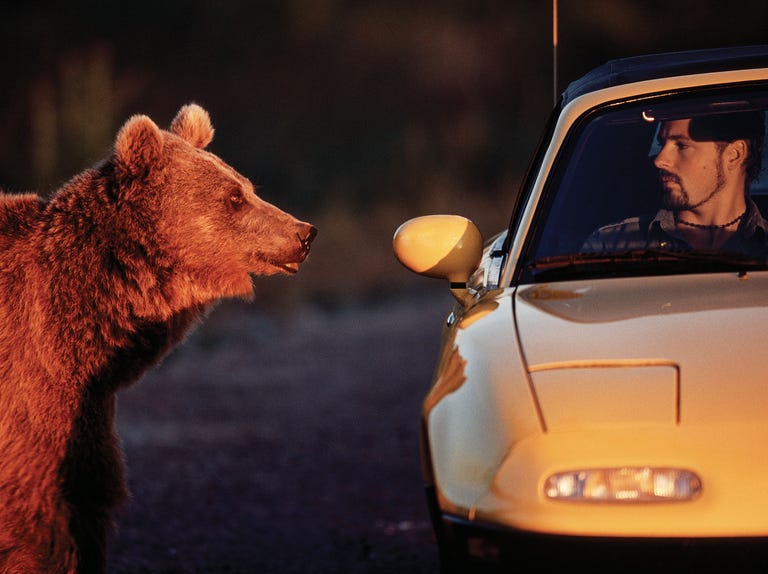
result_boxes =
[660,160,726,211]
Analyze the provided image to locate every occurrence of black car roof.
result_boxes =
[562,44,768,106]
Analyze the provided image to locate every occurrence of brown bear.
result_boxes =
[0,103,316,573]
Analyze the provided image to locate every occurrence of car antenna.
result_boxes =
[552,0,559,105]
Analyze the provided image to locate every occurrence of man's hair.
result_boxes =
[688,111,765,182]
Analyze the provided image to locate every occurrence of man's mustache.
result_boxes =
[658,169,681,186]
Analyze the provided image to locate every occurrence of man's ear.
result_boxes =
[725,139,749,173]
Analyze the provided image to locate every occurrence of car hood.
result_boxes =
[514,272,768,429]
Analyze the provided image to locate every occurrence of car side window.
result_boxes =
[531,110,661,259]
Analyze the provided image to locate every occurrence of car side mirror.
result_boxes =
[392,215,483,306]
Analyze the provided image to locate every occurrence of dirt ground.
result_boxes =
[106,291,452,573]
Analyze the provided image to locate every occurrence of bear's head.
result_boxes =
[112,104,316,312]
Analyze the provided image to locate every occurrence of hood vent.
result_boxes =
[529,360,679,432]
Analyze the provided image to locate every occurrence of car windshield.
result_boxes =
[521,86,768,283]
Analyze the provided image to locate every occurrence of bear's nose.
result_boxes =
[299,225,317,252]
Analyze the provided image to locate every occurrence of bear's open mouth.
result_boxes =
[256,257,303,276]
[279,262,300,274]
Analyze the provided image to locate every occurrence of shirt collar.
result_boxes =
[742,196,768,235]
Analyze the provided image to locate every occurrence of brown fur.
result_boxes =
[0,104,316,573]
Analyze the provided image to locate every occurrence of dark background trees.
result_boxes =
[1,0,766,308]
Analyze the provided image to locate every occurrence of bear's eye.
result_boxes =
[228,187,245,209]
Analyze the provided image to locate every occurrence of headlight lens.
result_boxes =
[544,467,702,502]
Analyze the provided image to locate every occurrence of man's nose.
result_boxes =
[653,147,669,170]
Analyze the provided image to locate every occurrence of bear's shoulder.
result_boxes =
[0,192,45,242]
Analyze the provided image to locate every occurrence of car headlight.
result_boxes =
[544,467,702,502]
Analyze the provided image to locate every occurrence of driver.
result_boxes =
[583,110,767,255]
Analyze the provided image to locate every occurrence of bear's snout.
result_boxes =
[281,223,316,273]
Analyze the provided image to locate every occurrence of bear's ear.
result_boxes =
[114,114,164,178]
[170,103,214,149]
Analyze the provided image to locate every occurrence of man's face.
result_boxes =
[654,119,726,210]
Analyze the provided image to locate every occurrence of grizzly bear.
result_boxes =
[0,103,316,573]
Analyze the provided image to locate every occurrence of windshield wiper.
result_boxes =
[525,249,768,281]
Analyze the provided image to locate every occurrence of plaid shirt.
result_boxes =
[583,197,768,257]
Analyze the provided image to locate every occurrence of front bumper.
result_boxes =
[438,512,768,571]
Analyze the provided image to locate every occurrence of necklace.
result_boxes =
[674,209,746,230]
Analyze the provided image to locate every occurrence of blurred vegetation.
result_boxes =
[0,1,766,311]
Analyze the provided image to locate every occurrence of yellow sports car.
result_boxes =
[394,45,768,571]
